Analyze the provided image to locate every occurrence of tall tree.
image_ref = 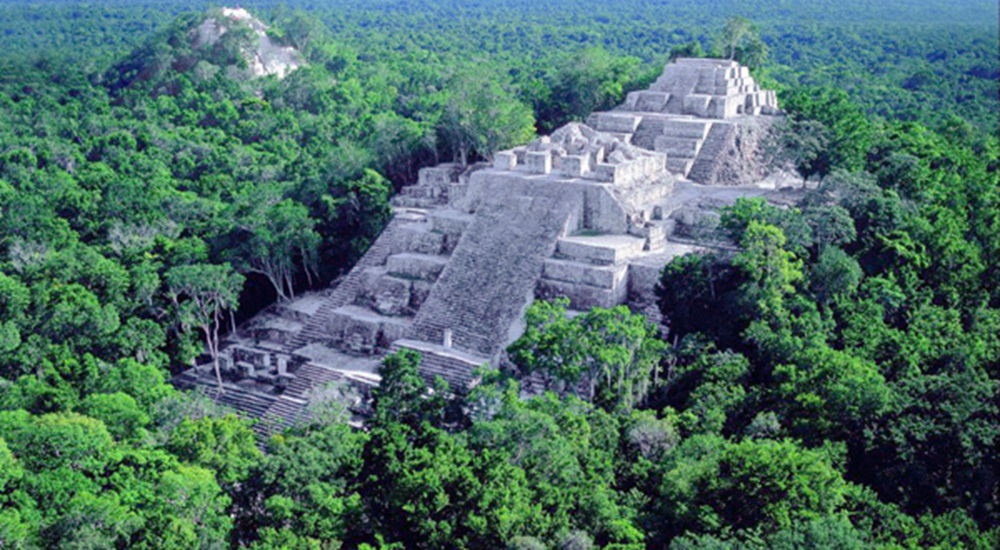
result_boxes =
[440,70,535,166]
[165,264,244,390]
[230,197,319,301]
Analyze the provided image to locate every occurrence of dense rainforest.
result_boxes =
[0,0,997,548]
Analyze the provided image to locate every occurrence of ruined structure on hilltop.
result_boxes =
[174,58,794,434]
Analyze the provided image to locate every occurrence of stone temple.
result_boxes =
[174,58,797,436]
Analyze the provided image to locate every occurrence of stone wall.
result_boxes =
[687,116,779,186]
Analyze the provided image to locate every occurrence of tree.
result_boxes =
[165,264,244,390]
[803,205,856,252]
[577,306,667,412]
[656,437,850,540]
[440,70,535,166]
[231,197,319,301]
[810,247,862,306]
[508,298,587,395]
[534,48,641,133]
[720,17,752,60]
[733,221,804,317]
[166,413,261,487]
[509,300,666,411]
[781,88,874,175]
[656,253,747,347]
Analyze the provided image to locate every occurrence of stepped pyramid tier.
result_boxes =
[174,58,804,430]
[630,57,779,118]
[587,58,781,185]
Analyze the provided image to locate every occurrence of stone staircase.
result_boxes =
[592,113,714,179]
[284,214,414,352]
[285,206,468,356]
[656,119,714,177]
[687,122,735,183]
[390,339,487,390]
[255,396,307,439]
[410,195,574,359]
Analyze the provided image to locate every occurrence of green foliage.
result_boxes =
[165,414,262,486]
[780,87,874,177]
[509,299,666,411]
[657,437,850,539]
[439,69,536,165]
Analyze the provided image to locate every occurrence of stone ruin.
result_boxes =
[588,57,780,184]
[192,7,304,79]
[175,58,801,432]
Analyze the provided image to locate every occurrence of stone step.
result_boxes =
[667,158,695,176]
[395,222,447,255]
[661,119,713,139]
[555,234,647,265]
[385,252,449,281]
[429,208,473,236]
[356,267,423,316]
[195,383,275,419]
[326,305,413,354]
[256,396,307,438]
[536,276,628,310]
[285,216,411,352]
[621,178,676,206]
[625,90,671,112]
[285,362,348,398]
[410,195,573,358]
[653,136,702,158]
[682,94,713,117]
[391,339,488,390]
[588,112,642,133]
[541,257,627,288]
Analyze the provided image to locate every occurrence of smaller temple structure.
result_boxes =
[587,57,780,184]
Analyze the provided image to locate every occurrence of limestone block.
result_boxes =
[430,209,472,236]
[379,318,411,348]
[537,278,625,310]
[592,113,641,133]
[655,136,699,157]
[542,258,626,288]
[556,236,646,265]
[447,183,468,206]
[494,151,517,170]
[662,119,712,139]
[385,253,448,281]
[404,228,446,255]
[525,151,552,174]
[410,280,433,310]
[328,308,381,353]
[683,94,712,117]
[371,275,411,316]
[627,262,665,298]
[560,155,590,178]
[418,164,460,187]
[593,163,618,183]
[623,91,643,110]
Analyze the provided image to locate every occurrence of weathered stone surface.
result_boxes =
[409,195,575,358]
[556,235,647,265]
[385,253,448,281]
[369,275,411,316]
